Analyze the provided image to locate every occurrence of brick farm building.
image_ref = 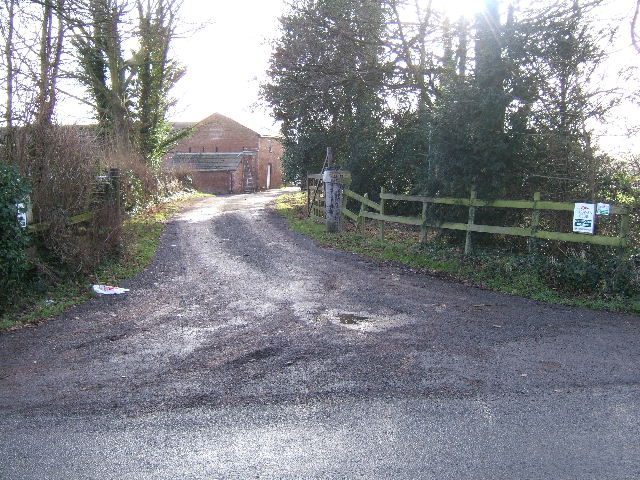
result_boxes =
[168,113,284,194]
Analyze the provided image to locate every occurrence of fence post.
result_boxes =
[529,191,541,253]
[618,207,630,260]
[109,168,121,212]
[306,173,310,216]
[419,201,428,243]
[464,186,476,256]
[379,187,386,241]
[359,194,368,235]
[341,187,348,225]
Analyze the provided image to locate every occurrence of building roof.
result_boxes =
[172,152,244,172]
[170,113,276,138]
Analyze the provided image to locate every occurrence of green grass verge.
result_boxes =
[0,191,210,331]
[276,192,640,316]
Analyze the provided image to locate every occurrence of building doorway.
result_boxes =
[266,163,272,189]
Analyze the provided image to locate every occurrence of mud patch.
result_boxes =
[338,313,369,325]
[232,346,282,365]
[314,308,412,332]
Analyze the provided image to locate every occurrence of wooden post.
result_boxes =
[323,169,349,233]
[379,187,386,241]
[307,179,311,216]
[341,187,347,225]
[464,186,476,256]
[326,147,333,168]
[109,168,121,212]
[359,194,368,235]
[618,207,630,260]
[529,191,541,253]
[419,201,428,243]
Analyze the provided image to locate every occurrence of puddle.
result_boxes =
[338,313,370,325]
[310,307,412,332]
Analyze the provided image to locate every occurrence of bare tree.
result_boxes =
[633,0,640,52]
[35,0,66,126]
[2,0,17,162]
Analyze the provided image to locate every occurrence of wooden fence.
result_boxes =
[306,184,630,255]
[27,168,121,233]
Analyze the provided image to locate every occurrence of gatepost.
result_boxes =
[323,168,351,233]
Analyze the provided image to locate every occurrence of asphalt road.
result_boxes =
[1,190,639,479]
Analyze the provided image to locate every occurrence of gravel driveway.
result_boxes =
[1,190,639,479]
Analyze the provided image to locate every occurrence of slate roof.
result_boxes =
[171,152,242,172]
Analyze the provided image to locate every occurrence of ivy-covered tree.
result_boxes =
[131,0,185,168]
[72,0,185,163]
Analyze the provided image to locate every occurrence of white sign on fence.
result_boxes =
[596,203,611,216]
[573,203,595,234]
[16,203,27,228]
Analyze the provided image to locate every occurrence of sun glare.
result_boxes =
[432,0,486,20]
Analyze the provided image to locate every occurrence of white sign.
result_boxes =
[573,203,595,234]
[596,203,610,216]
[16,203,27,228]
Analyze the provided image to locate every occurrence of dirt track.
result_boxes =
[1,190,639,478]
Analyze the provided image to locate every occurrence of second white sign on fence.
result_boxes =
[573,203,595,234]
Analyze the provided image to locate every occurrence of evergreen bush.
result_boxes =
[0,163,31,298]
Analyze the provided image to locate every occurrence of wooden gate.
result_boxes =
[306,173,324,221]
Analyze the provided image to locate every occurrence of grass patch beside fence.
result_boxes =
[276,192,640,316]
[0,191,209,331]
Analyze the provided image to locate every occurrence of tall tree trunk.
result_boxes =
[36,0,66,127]
[3,0,16,163]
[475,0,505,133]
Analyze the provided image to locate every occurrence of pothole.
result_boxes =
[338,313,370,325]
[312,308,412,332]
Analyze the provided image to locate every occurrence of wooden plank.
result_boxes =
[469,224,531,237]
[535,230,624,247]
[425,221,468,231]
[381,192,469,206]
[341,207,358,222]
[381,192,628,215]
[362,211,422,226]
[472,199,534,209]
[28,222,50,232]
[69,212,94,225]
[29,211,94,232]
[424,220,621,245]
[307,174,323,180]
[345,189,382,211]
[535,201,575,211]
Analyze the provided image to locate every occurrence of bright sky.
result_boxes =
[58,0,638,154]
[168,0,286,134]
[167,0,484,133]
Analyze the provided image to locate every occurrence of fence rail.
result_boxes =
[26,168,121,233]
[336,186,630,254]
[28,212,95,232]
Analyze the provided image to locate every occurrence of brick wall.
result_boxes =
[191,171,233,194]
[172,113,260,154]
[168,113,285,193]
[256,136,284,190]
